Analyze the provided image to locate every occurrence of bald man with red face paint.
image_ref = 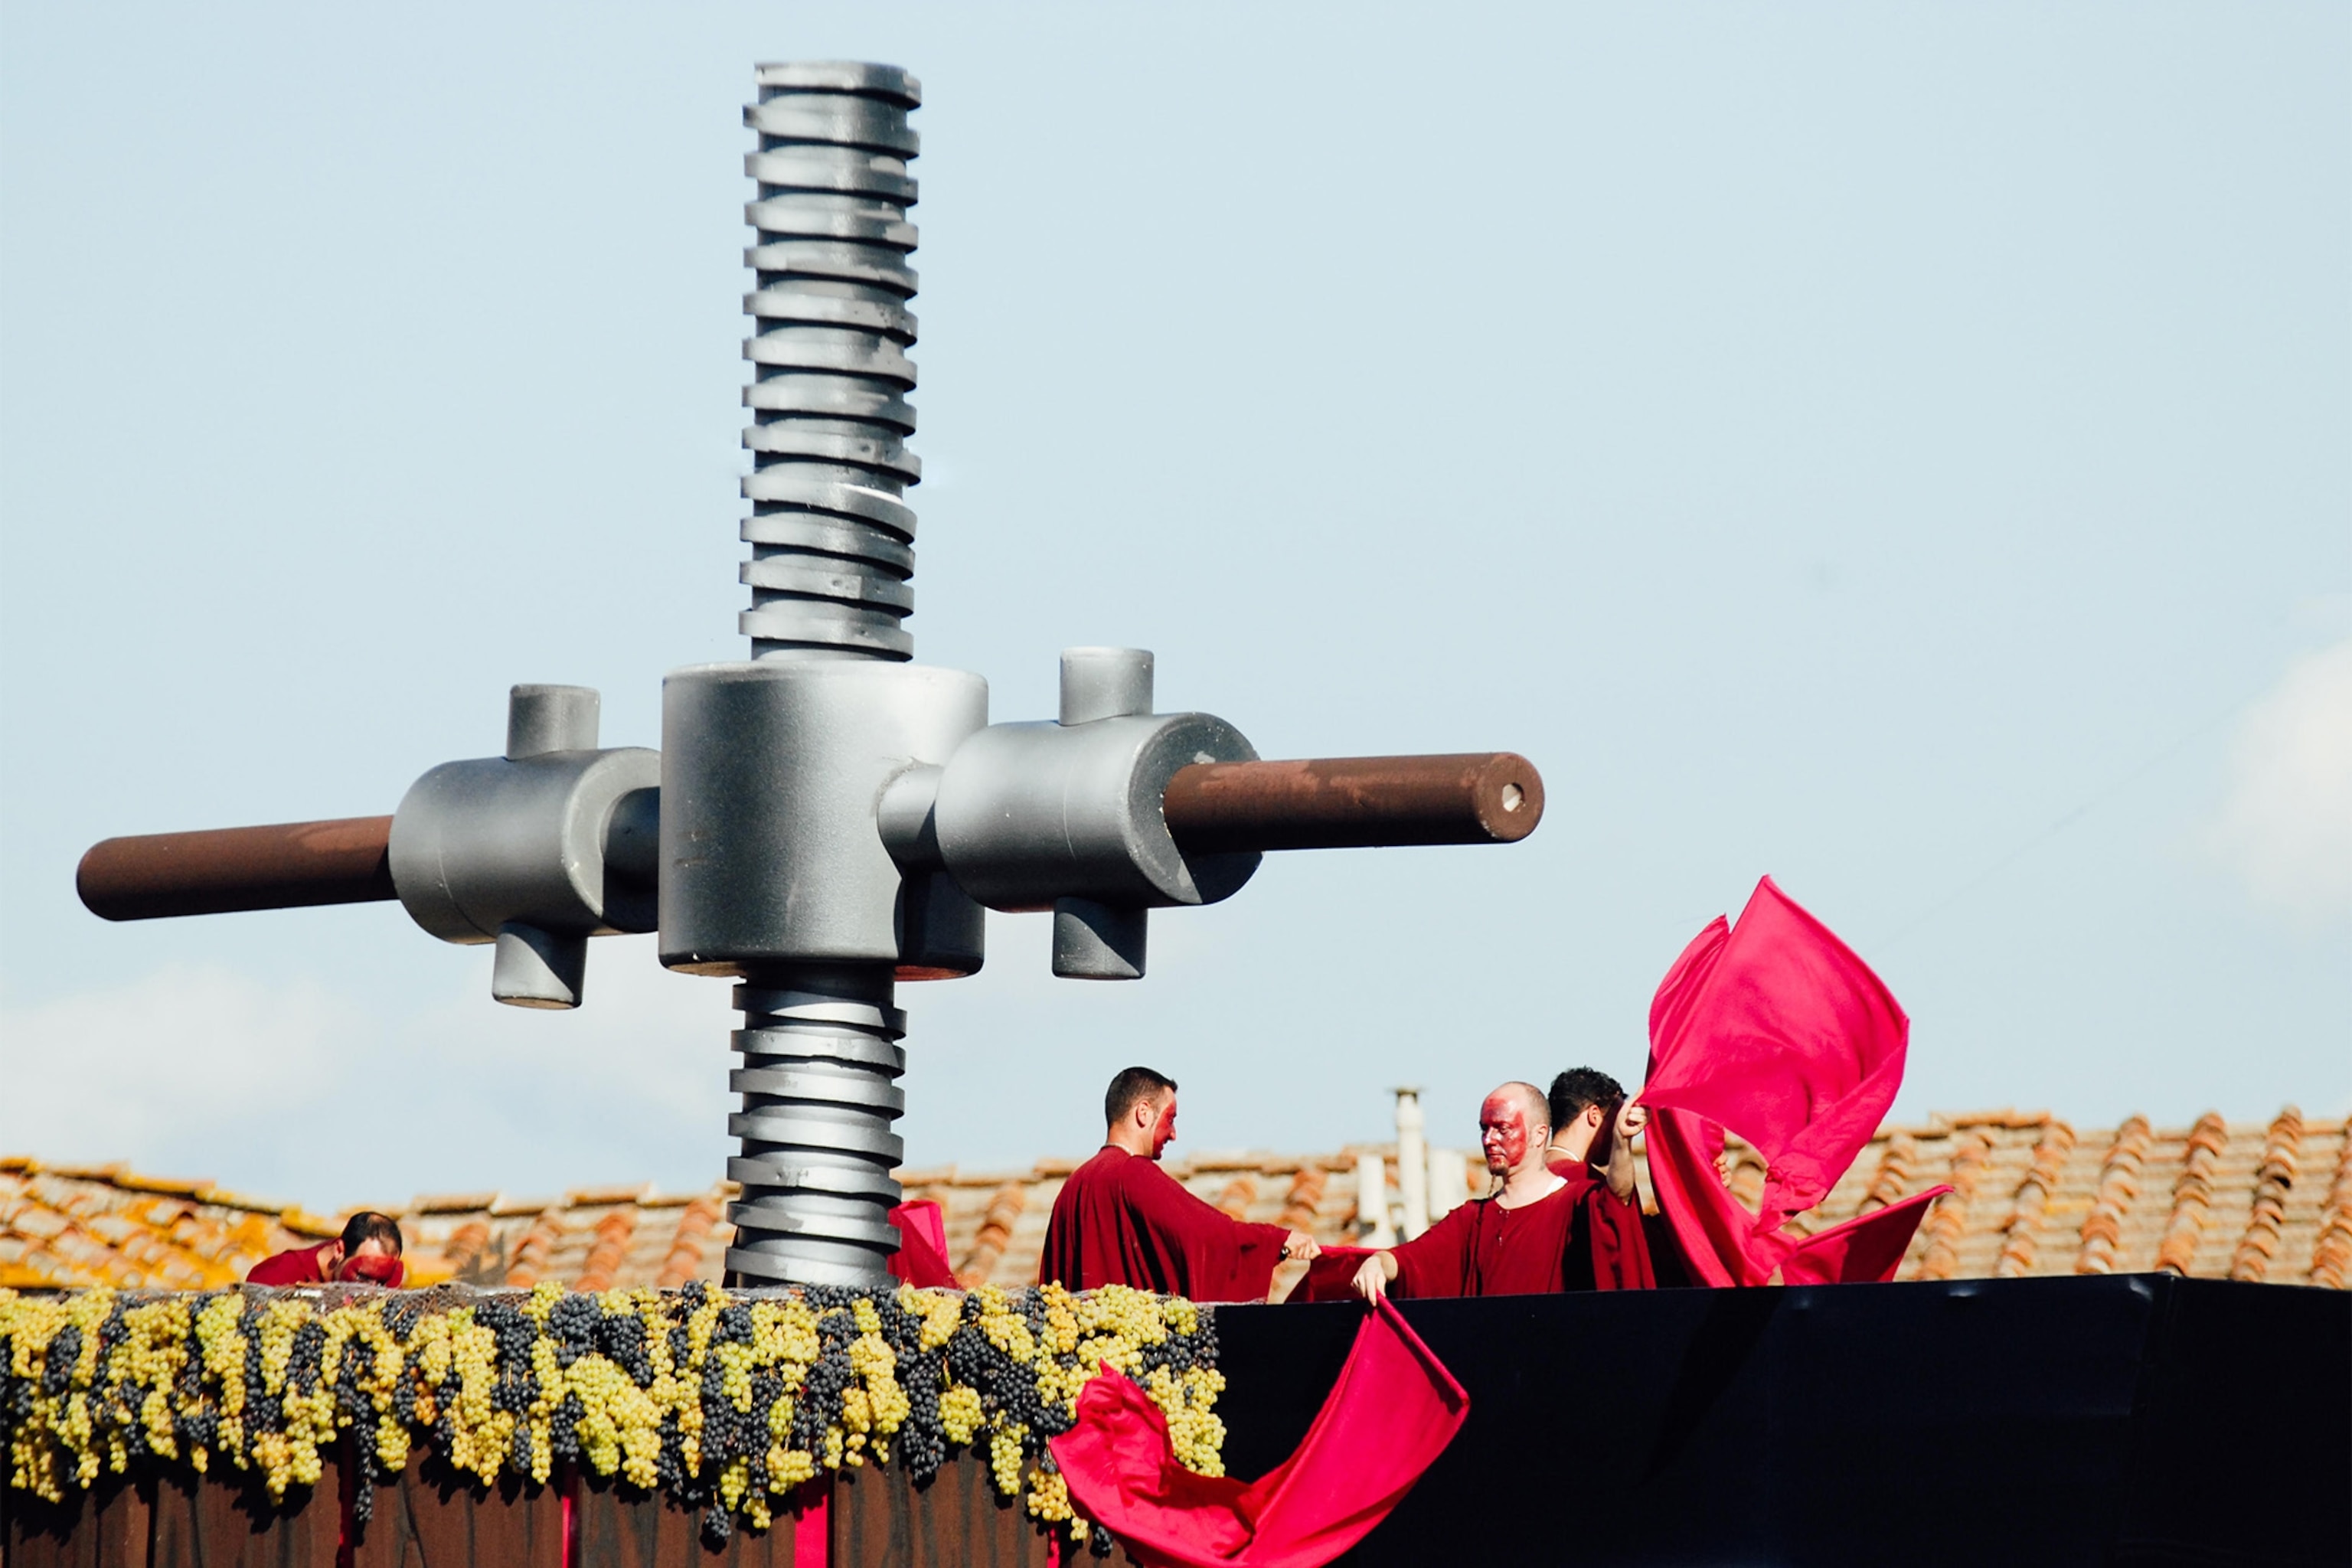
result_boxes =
[1351,1080,1652,1299]
[1041,1067,1321,1302]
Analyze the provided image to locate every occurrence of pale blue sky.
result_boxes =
[2,5,2344,1210]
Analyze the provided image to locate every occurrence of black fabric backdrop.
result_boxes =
[1215,1276,2349,1568]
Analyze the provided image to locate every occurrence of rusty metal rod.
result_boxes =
[74,750,1544,920]
[77,817,397,922]
[1160,752,1544,854]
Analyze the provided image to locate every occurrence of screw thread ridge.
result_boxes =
[740,63,922,662]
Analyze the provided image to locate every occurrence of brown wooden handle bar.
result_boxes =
[75,752,1543,921]
[1159,751,1543,854]
[77,816,398,922]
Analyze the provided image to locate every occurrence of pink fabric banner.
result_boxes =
[1642,877,1939,1285]
[885,1200,958,1289]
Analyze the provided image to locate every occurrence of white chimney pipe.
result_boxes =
[1394,1087,1429,1240]
[1426,1146,1469,1223]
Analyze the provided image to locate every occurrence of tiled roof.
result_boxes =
[0,1159,341,1292]
[5,1107,2346,1293]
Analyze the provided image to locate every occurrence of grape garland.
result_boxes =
[1,1281,1223,1549]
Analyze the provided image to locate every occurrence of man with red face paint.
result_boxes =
[1351,1080,1650,1299]
[1040,1067,1320,1302]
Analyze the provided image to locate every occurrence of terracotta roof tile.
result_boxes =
[1993,1120,2076,1278]
[2309,1128,2352,1289]
[8,1109,2348,1294]
[567,1183,655,1208]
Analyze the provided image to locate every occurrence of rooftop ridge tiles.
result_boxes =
[490,1194,560,1217]
[109,1171,214,1198]
[8,1109,2350,1295]
[1185,1150,1270,1172]
[407,1192,505,1215]
[189,1184,300,1216]
[946,1168,1038,1189]
[566,1184,656,1207]
[1946,1109,2052,1129]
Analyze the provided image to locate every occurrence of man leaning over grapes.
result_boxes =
[247,1210,407,1286]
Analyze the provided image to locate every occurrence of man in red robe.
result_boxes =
[1351,1080,1651,1298]
[247,1211,406,1286]
[1041,1067,1320,1302]
[1545,1067,1661,1289]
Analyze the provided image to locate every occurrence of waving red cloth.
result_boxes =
[1289,1168,1651,1302]
[886,1200,958,1289]
[1642,877,1944,1285]
[1778,1188,1947,1286]
[1051,1297,1466,1568]
[1041,1147,1292,1303]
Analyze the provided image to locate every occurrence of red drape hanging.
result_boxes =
[1050,1298,1467,1568]
[1641,877,1946,1285]
[885,1199,958,1289]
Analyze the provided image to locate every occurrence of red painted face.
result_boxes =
[1479,1093,1532,1174]
[1148,1093,1179,1158]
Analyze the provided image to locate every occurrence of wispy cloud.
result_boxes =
[2208,638,2352,925]
[0,939,737,1211]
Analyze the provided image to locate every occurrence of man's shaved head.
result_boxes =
[1493,1081,1549,1128]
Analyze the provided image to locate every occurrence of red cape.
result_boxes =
[1040,1146,1292,1304]
[1642,877,1945,1285]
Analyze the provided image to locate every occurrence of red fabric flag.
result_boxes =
[886,1200,957,1289]
[1777,1187,1949,1286]
[1051,1297,1467,1568]
[1040,1147,1292,1303]
[1289,1168,1651,1303]
[1642,877,1938,1285]
[1292,1246,1377,1304]
[792,1478,830,1567]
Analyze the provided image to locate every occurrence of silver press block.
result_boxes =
[1059,646,1154,725]
[658,658,988,976]
[388,684,659,1009]
[932,712,1263,913]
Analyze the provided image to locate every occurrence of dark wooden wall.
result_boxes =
[1,1447,1131,1568]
